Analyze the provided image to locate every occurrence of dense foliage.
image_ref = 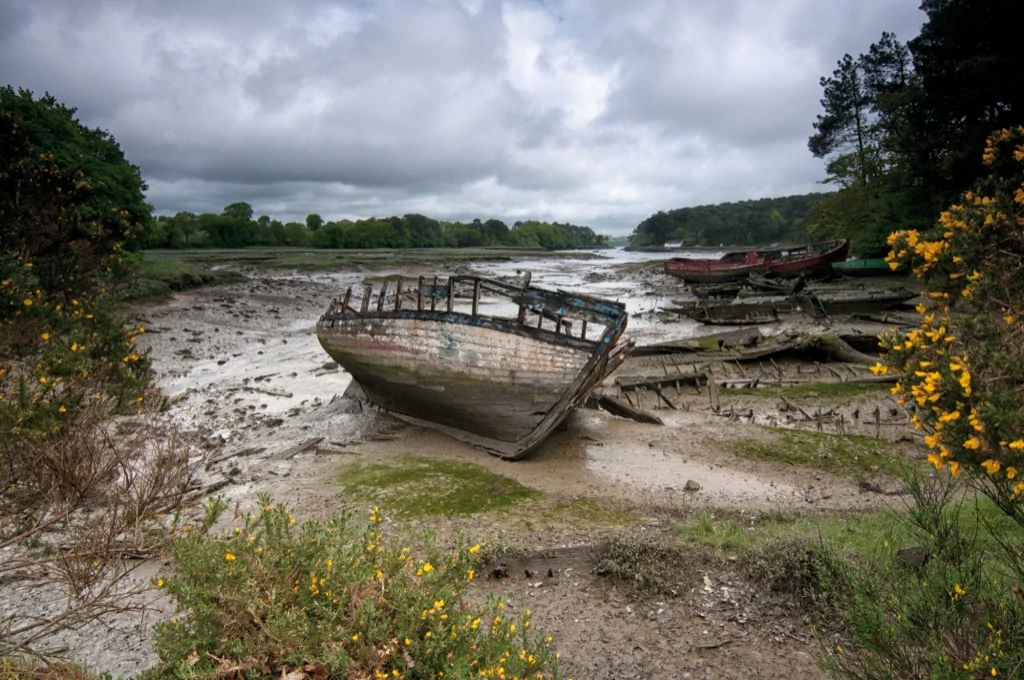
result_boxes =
[141,209,609,251]
[629,194,821,248]
[808,0,1024,256]
[0,87,152,435]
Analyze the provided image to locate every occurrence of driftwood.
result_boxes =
[205,446,266,471]
[591,394,663,425]
[273,437,325,460]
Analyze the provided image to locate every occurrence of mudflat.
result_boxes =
[5,250,924,678]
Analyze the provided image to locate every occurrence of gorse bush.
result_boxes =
[826,129,1024,678]
[1,87,152,437]
[147,495,560,679]
[878,126,1024,524]
[0,89,199,660]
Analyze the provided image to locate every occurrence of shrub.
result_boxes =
[146,496,560,679]
[878,126,1024,524]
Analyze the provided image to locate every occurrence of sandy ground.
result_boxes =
[4,254,923,678]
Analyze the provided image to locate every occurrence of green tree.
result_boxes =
[174,211,200,246]
[222,202,254,222]
[907,0,1024,209]
[306,213,323,232]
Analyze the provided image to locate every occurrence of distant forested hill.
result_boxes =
[630,193,825,247]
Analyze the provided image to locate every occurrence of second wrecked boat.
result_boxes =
[316,275,632,460]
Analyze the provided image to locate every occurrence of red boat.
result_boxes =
[764,238,850,277]
[665,238,850,283]
[664,250,771,283]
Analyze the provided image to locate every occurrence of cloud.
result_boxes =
[0,0,925,234]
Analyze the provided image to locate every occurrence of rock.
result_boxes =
[684,480,702,492]
[897,546,931,567]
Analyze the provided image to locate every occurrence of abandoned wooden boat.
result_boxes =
[691,282,743,301]
[665,250,771,283]
[812,287,916,314]
[763,238,850,278]
[316,275,632,460]
[746,272,806,295]
[671,301,781,326]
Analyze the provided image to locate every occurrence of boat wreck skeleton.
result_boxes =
[316,275,632,460]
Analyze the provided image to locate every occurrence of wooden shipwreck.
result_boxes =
[316,275,632,460]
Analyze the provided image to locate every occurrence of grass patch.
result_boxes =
[544,497,636,528]
[130,255,247,301]
[730,427,906,477]
[723,380,890,399]
[338,455,541,518]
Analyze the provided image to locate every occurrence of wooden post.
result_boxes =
[581,320,587,340]
[395,278,403,310]
[472,279,481,316]
[417,276,424,311]
[341,288,351,314]
[447,277,454,313]
[377,281,389,312]
[360,285,372,313]
[431,276,438,312]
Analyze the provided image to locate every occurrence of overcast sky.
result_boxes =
[0,0,925,235]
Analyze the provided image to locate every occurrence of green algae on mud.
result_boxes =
[337,455,541,518]
[729,427,914,477]
[722,380,891,400]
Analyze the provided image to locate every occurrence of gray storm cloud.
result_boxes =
[0,0,924,233]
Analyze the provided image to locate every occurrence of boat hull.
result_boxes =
[319,313,592,443]
[833,258,898,277]
[665,254,770,283]
[765,238,850,277]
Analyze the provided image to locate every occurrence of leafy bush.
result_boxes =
[146,496,561,679]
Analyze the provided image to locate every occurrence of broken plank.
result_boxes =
[205,446,266,471]
[273,437,325,460]
[592,394,663,425]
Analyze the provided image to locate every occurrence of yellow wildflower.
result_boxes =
[981,459,1001,475]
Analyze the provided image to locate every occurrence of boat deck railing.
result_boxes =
[321,274,627,343]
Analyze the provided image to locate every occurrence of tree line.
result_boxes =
[141,204,609,251]
[629,194,821,248]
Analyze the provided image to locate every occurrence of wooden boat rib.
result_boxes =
[316,275,632,460]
